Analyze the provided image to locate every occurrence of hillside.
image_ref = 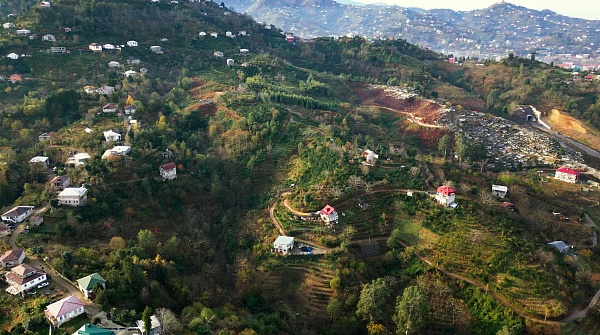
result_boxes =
[1,1,600,335]
[226,0,600,60]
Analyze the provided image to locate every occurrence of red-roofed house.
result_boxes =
[319,205,338,225]
[0,249,25,268]
[160,162,177,180]
[5,264,47,294]
[45,295,85,327]
[435,186,456,206]
[555,167,580,183]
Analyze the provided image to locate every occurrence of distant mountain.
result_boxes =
[225,0,600,58]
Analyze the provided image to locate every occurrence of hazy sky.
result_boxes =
[353,0,600,20]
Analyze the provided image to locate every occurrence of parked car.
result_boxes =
[27,291,37,295]
[37,282,49,289]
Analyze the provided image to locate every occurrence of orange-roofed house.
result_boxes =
[319,205,338,225]
[555,166,580,183]
[45,295,85,327]
[435,186,456,207]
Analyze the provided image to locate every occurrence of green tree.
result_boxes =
[356,278,391,323]
[437,134,451,157]
[454,134,469,164]
[142,306,152,335]
[393,286,428,335]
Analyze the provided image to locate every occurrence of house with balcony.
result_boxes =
[45,295,85,327]
[159,162,177,180]
[2,206,34,223]
[58,187,88,207]
[319,205,338,225]
[5,264,47,295]
[50,176,71,190]
[435,186,456,207]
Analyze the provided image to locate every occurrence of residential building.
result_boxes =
[210,32,218,38]
[0,223,10,237]
[38,133,51,141]
[29,156,50,169]
[103,130,121,142]
[96,86,114,95]
[16,29,30,36]
[72,324,115,335]
[555,166,580,183]
[66,153,91,166]
[108,61,120,68]
[0,249,25,268]
[50,176,71,190]
[274,236,294,255]
[3,23,15,29]
[226,58,234,66]
[127,40,138,47]
[214,51,224,58]
[51,46,67,53]
[135,315,161,335]
[42,34,55,41]
[45,295,85,327]
[9,74,22,83]
[361,149,379,165]
[491,185,508,198]
[2,206,34,223]
[88,43,102,52]
[124,105,136,114]
[103,44,115,50]
[39,1,51,7]
[547,241,571,253]
[435,186,456,207]
[58,187,88,206]
[6,53,18,60]
[198,32,207,37]
[102,103,118,113]
[76,273,106,300]
[319,205,338,225]
[102,146,131,159]
[150,46,162,53]
[124,70,137,77]
[160,162,177,180]
[5,264,47,295]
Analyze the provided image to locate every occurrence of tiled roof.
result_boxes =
[437,186,456,196]
[161,162,176,170]
[320,205,336,215]
[45,295,83,318]
[0,249,24,262]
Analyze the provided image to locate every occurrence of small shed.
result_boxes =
[491,185,508,198]
[547,241,571,253]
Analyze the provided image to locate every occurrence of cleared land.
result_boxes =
[544,109,600,152]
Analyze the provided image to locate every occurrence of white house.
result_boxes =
[435,186,456,207]
[198,32,206,37]
[210,32,218,38]
[96,86,115,95]
[50,175,70,190]
[5,264,47,295]
[45,295,85,327]
[226,58,234,66]
[58,187,88,207]
[555,167,580,183]
[361,149,379,165]
[160,162,177,180]
[214,51,224,58]
[6,53,18,60]
[240,48,249,53]
[29,156,50,169]
[38,132,51,141]
[16,29,30,36]
[225,31,233,37]
[0,249,25,268]
[103,44,115,50]
[127,40,138,47]
[2,206,34,223]
[102,103,118,113]
[150,45,162,53]
[42,34,55,41]
[39,1,51,7]
[103,130,121,142]
[124,105,136,115]
[108,61,120,68]
[124,70,137,77]
[274,236,294,255]
[66,152,91,166]
[102,146,131,159]
[491,185,508,198]
[88,43,102,52]
[319,205,338,225]
[3,23,15,29]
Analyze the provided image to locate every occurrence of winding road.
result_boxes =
[269,189,600,325]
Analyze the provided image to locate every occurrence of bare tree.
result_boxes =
[348,175,365,189]
[155,308,181,335]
